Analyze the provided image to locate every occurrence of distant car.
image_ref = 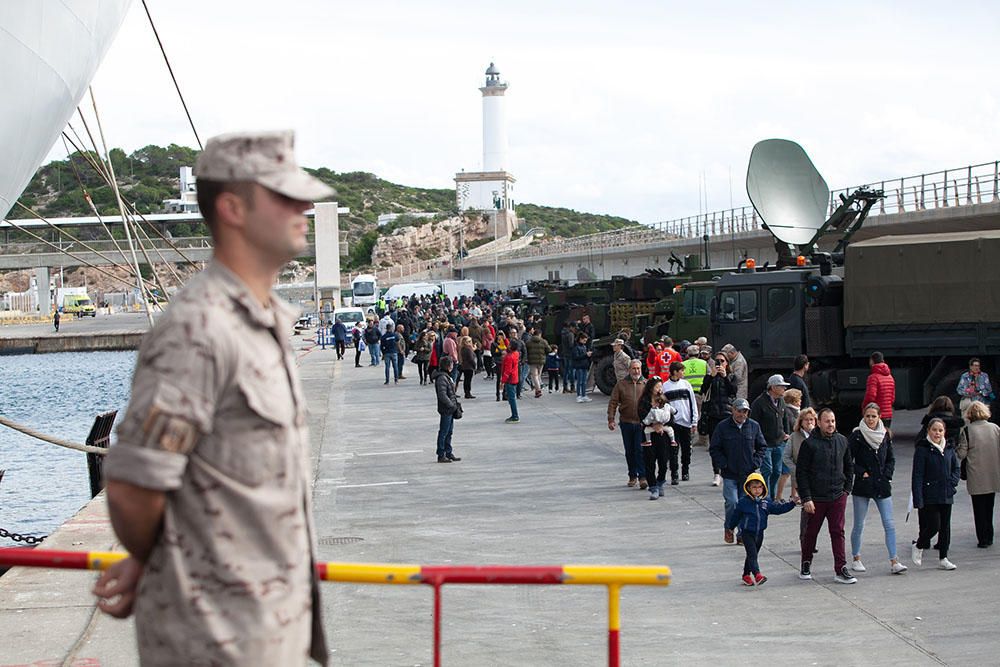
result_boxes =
[333,308,367,345]
[294,315,316,332]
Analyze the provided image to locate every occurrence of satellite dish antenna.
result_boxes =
[746,139,829,248]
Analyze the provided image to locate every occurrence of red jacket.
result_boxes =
[863,363,895,418]
[646,345,661,376]
[500,350,520,385]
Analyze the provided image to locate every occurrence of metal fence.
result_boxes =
[499,160,1000,262]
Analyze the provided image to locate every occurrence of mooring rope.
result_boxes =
[0,416,107,456]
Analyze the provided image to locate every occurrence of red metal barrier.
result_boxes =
[0,548,671,666]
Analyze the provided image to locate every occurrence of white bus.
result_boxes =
[350,274,378,307]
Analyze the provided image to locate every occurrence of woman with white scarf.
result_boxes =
[848,403,907,574]
[911,417,962,570]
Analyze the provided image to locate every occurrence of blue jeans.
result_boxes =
[760,444,785,498]
[562,364,573,390]
[723,477,742,529]
[436,413,454,458]
[383,352,398,382]
[505,383,519,419]
[619,422,646,479]
[369,343,380,365]
[396,352,405,378]
[851,495,897,560]
[575,368,588,398]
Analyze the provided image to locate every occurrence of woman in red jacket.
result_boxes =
[501,346,521,423]
[863,351,896,427]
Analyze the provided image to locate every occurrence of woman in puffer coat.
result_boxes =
[911,418,961,570]
[848,403,907,575]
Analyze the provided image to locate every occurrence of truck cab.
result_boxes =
[710,270,810,372]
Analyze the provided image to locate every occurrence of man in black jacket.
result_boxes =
[709,398,766,544]
[797,407,855,584]
[434,357,461,463]
[750,374,791,499]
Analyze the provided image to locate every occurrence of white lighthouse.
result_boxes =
[455,62,518,237]
[481,62,508,171]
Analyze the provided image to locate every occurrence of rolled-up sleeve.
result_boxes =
[106,321,220,490]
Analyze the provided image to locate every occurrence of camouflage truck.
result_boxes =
[529,260,721,395]
[591,275,720,394]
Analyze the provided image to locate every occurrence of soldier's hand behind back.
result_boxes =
[93,556,144,618]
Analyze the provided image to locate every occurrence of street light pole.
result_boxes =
[492,190,500,290]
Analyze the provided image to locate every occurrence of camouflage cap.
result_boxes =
[194,130,334,202]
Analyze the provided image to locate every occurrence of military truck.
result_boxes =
[708,138,998,429]
[711,231,1000,426]
[535,259,723,395]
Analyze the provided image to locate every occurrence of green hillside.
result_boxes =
[13,144,639,270]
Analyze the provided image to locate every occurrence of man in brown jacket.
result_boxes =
[608,359,648,488]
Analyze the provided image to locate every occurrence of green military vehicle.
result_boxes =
[527,258,723,395]
[708,138,998,430]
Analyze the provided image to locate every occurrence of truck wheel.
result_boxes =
[595,355,617,396]
[930,370,964,410]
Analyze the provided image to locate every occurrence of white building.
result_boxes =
[162,166,199,213]
[455,62,518,238]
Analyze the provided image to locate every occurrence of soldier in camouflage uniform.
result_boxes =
[93,130,333,666]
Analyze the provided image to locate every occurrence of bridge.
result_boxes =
[2,163,998,288]
[456,160,1000,286]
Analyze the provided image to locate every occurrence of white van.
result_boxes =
[333,307,368,343]
[383,282,441,301]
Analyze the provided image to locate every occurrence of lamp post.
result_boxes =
[493,191,500,290]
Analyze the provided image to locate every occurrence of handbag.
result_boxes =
[454,401,464,420]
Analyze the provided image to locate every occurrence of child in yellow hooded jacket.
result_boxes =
[726,472,795,586]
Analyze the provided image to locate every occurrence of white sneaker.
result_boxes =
[712,474,722,487]
[890,561,908,574]
[938,558,957,571]
[834,566,858,584]
[576,396,585,403]
[582,396,593,402]
[911,541,923,566]
[851,559,866,572]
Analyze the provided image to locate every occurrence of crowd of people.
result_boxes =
[335,295,1000,588]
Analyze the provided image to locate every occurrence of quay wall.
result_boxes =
[0,332,145,355]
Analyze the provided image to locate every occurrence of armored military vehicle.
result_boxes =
[708,139,998,430]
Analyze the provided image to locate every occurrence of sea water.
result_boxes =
[0,350,135,544]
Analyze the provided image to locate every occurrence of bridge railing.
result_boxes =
[830,160,1000,216]
[0,547,671,667]
[500,160,1000,261]
[0,236,221,256]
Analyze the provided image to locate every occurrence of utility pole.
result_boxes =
[493,191,500,290]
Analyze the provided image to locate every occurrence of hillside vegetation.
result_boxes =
[13,144,639,269]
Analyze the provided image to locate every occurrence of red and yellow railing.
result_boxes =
[0,548,671,667]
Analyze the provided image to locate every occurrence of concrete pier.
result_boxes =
[1,337,998,665]
[0,331,145,355]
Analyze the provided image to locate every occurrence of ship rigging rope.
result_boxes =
[141,0,203,150]
[89,87,159,325]
[1,214,161,293]
[61,127,201,270]
[60,133,134,273]
[0,416,107,456]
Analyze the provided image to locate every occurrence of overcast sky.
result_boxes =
[77,0,999,223]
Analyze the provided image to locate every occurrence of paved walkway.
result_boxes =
[2,337,998,665]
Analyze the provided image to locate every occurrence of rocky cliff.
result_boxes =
[369,213,495,268]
